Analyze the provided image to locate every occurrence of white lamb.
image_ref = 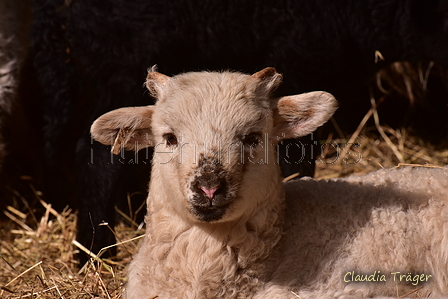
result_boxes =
[91,67,448,299]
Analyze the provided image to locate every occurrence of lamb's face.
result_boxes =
[150,72,274,222]
[90,67,337,223]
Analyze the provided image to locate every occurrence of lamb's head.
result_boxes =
[91,67,337,223]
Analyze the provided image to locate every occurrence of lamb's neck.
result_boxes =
[147,188,285,267]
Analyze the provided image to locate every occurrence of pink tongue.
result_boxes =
[200,186,219,199]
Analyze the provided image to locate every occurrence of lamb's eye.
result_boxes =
[163,133,178,146]
[242,132,262,146]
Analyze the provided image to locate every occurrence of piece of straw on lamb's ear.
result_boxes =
[272,91,338,140]
[91,69,171,154]
[90,106,155,154]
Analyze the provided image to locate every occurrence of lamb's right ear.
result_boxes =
[91,106,155,155]
[145,66,171,98]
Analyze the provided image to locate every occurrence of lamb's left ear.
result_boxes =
[91,106,156,154]
[272,91,337,140]
[252,67,283,93]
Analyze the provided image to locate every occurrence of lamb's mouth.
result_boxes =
[190,204,230,222]
[188,176,235,221]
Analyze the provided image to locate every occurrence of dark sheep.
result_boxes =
[27,0,448,262]
[0,0,39,208]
